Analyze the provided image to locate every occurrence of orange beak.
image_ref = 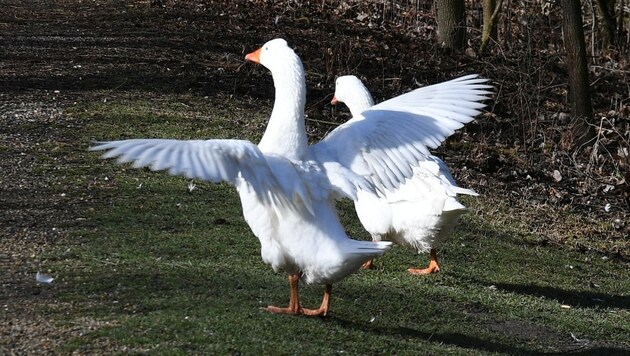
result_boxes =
[331,96,339,105]
[245,47,262,64]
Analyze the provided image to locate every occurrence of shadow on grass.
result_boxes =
[330,318,529,352]
[492,282,630,310]
[561,347,630,355]
[459,221,629,310]
[329,317,544,355]
[329,316,630,355]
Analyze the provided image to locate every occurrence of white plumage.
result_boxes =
[331,74,489,274]
[91,38,490,315]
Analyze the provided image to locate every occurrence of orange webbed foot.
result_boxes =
[361,259,374,269]
[265,277,331,317]
[302,284,331,317]
[265,305,304,315]
[301,307,328,317]
[408,249,440,275]
[265,273,304,315]
[407,263,440,275]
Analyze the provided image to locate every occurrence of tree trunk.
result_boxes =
[435,0,465,50]
[480,0,503,53]
[560,0,595,147]
[595,0,617,54]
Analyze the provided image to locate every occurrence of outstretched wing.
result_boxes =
[313,75,492,194]
[369,74,491,123]
[90,139,299,208]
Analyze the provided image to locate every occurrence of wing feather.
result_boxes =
[312,74,492,193]
[91,139,295,207]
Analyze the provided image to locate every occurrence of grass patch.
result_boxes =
[37,94,630,354]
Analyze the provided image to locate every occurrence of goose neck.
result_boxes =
[258,62,308,160]
[350,86,375,118]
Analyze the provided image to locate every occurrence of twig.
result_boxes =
[305,117,340,126]
[590,66,630,74]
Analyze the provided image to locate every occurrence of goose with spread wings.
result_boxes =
[332,75,486,275]
[91,38,491,316]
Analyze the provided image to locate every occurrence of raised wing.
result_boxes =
[313,75,492,194]
[370,74,492,123]
[90,139,303,209]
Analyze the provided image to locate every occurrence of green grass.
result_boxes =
[41,94,630,354]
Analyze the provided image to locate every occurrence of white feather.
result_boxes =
[36,272,54,284]
[318,74,492,194]
[331,75,483,258]
[91,40,490,308]
[91,39,391,290]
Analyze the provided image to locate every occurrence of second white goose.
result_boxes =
[332,75,483,274]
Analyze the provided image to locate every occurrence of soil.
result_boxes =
[0,0,628,353]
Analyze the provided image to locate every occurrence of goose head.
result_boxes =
[331,75,375,118]
[244,38,305,104]
[246,39,295,71]
[245,39,306,94]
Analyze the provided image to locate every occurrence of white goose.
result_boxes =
[91,39,490,316]
[331,75,484,274]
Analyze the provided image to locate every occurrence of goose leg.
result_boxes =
[302,284,332,317]
[266,273,304,315]
[361,236,380,269]
[361,259,374,269]
[408,248,440,275]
